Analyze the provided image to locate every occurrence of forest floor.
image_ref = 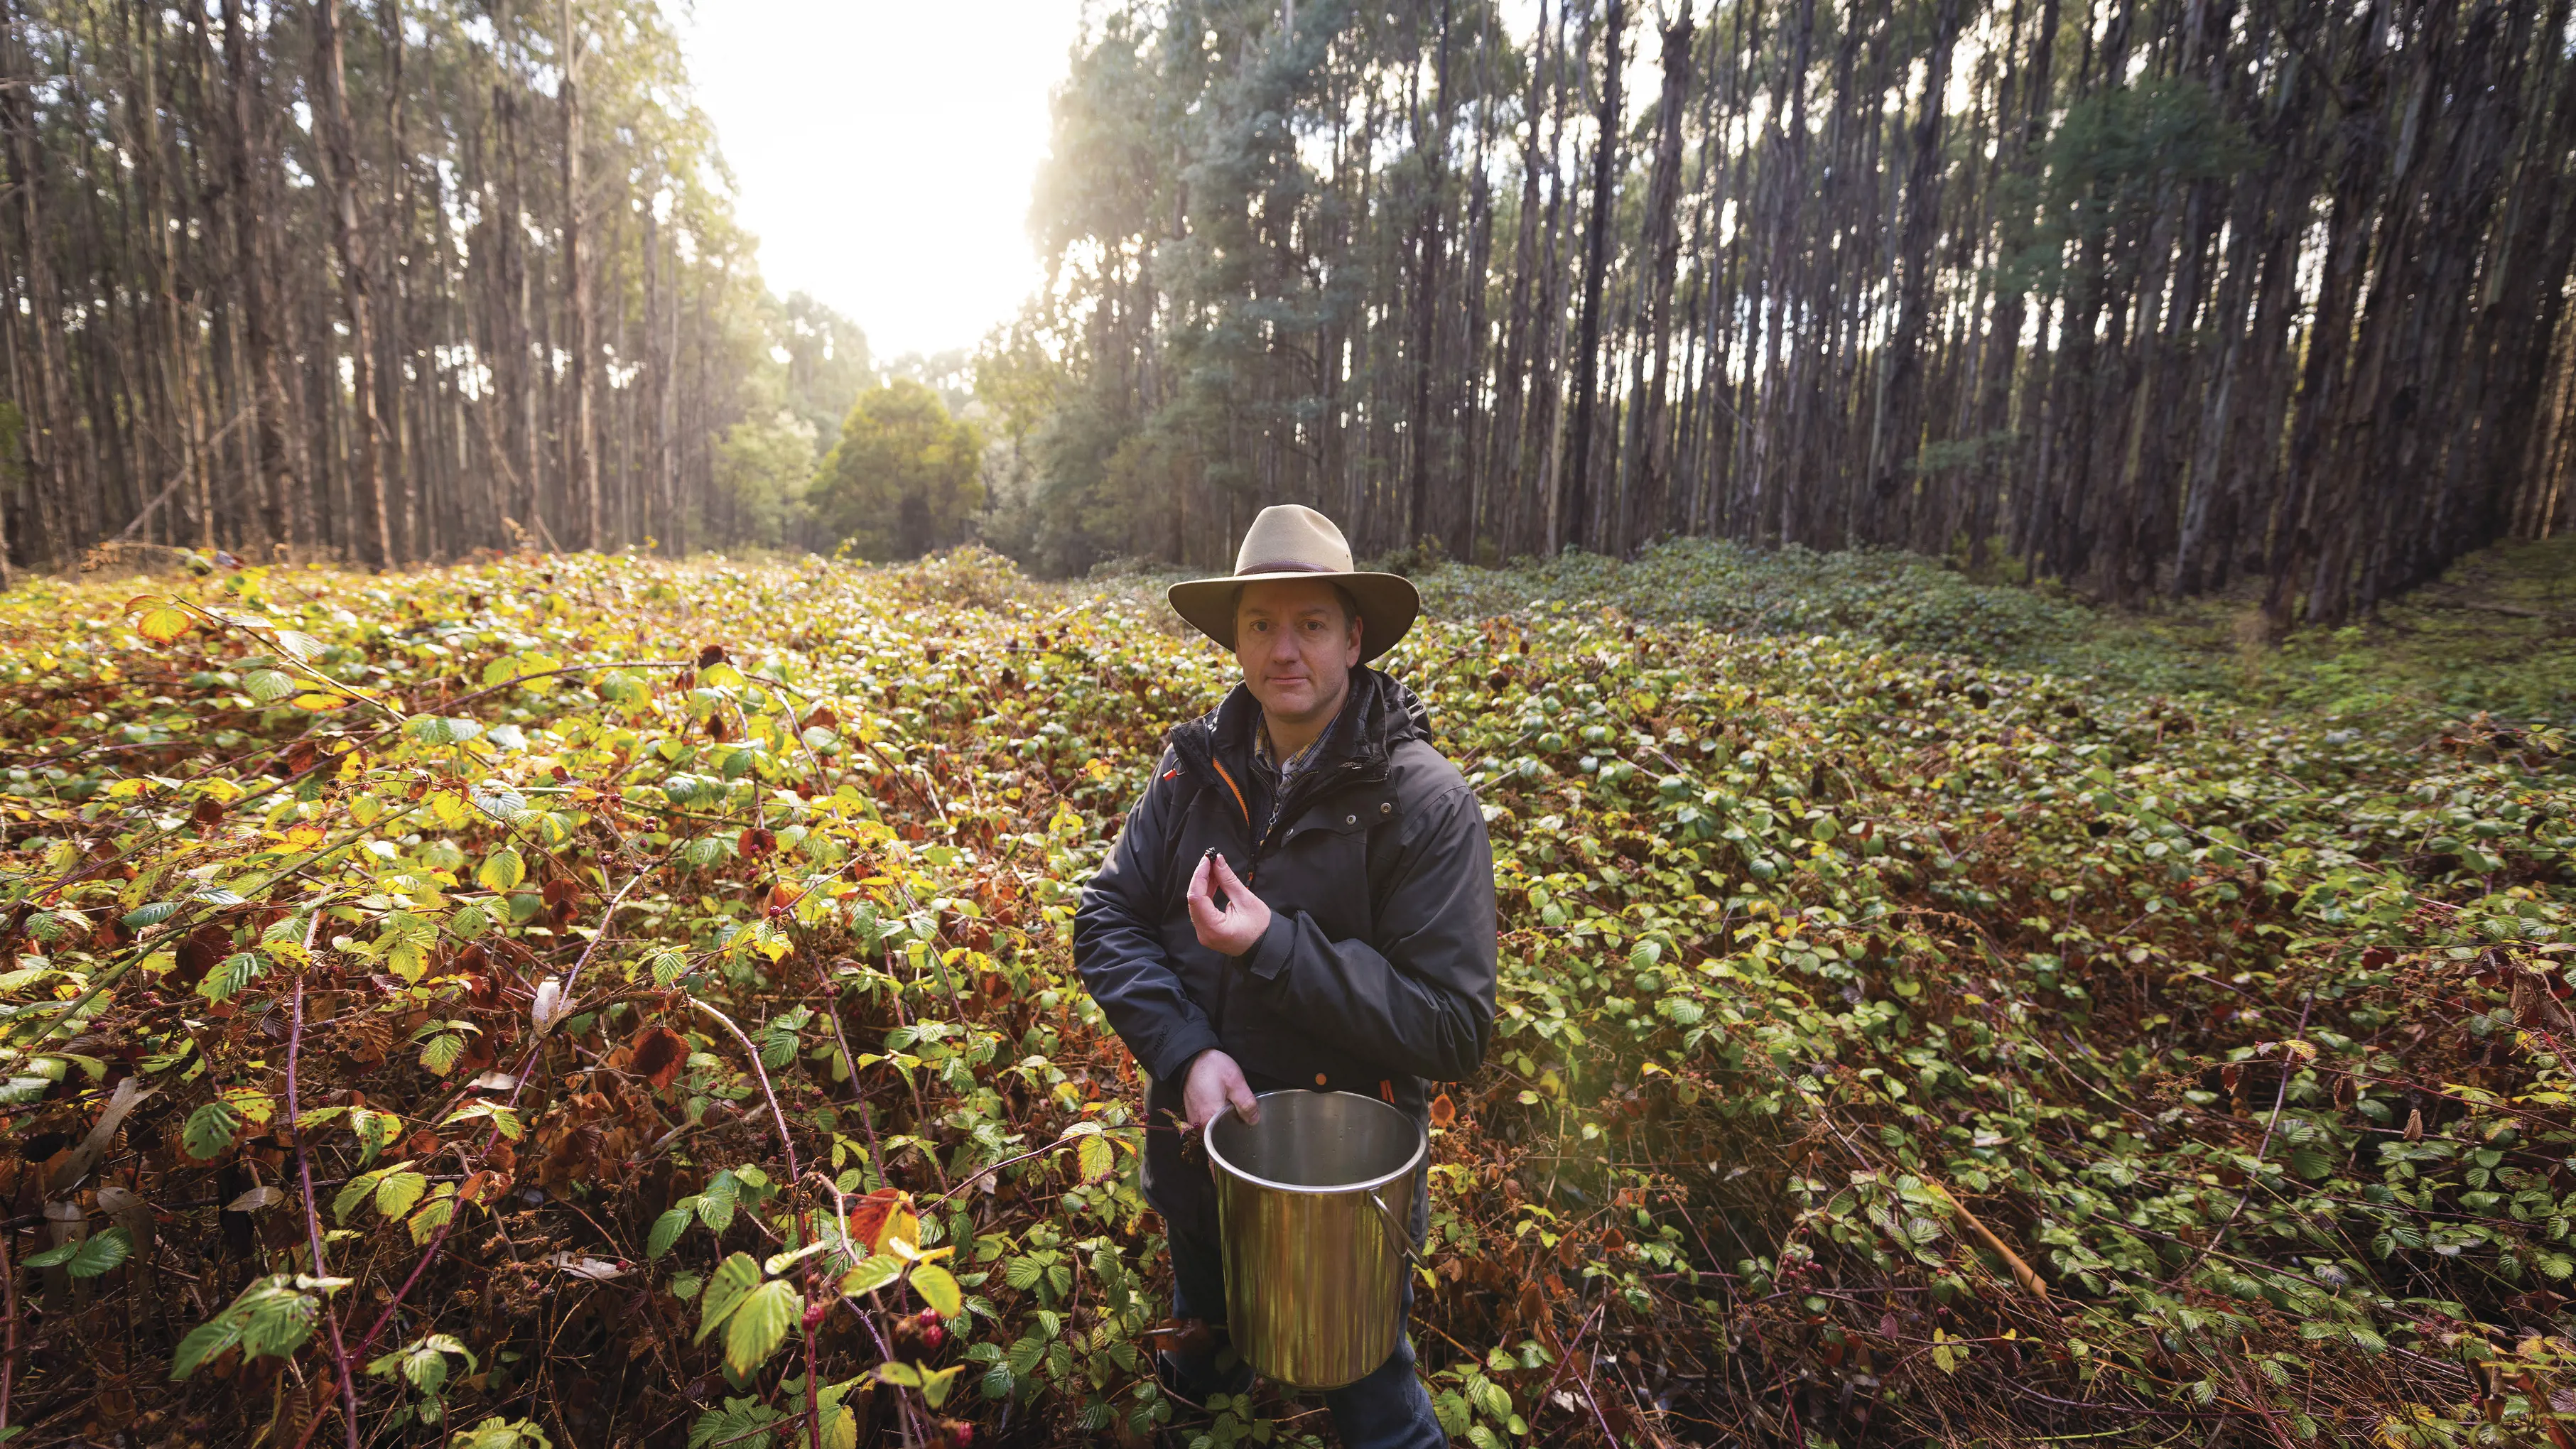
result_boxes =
[0,538,2570,1449]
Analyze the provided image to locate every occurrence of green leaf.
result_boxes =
[376,1171,430,1222]
[648,1207,693,1261]
[197,951,267,1002]
[420,1033,466,1075]
[242,668,296,702]
[406,715,485,747]
[919,1364,963,1409]
[477,847,526,892]
[63,1227,133,1278]
[122,901,181,929]
[171,1316,248,1379]
[1076,1133,1115,1183]
[909,1262,963,1319]
[724,1279,801,1376]
[839,1254,902,1297]
[171,1274,320,1379]
[696,1253,762,1344]
[183,1100,242,1161]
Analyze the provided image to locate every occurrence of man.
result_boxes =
[1074,504,1498,1448]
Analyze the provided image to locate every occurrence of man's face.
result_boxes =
[1233,579,1363,724]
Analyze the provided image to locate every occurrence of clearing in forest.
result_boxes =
[0,546,2570,1448]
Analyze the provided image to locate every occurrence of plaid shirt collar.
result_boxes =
[1252,713,1333,791]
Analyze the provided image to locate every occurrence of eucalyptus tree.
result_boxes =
[0,0,868,572]
[1021,0,2576,621]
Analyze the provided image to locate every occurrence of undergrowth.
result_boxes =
[0,543,2570,1448]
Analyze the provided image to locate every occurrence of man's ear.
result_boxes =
[1346,614,1365,666]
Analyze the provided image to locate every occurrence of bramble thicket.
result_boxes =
[0,544,2571,1448]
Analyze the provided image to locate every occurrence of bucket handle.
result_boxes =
[1363,1188,1428,1271]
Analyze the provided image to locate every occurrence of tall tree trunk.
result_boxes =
[1562,0,1624,552]
[1618,1,1692,553]
[312,0,392,566]
[220,0,299,554]
[559,0,599,550]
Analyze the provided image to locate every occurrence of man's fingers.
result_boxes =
[1228,1080,1262,1125]
[1212,854,1247,894]
[1185,854,1211,903]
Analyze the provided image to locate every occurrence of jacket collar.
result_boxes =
[1171,666,1427,797]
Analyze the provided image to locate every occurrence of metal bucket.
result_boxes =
[1206,1089,1425,1391]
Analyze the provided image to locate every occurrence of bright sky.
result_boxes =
[676,1,1088,362]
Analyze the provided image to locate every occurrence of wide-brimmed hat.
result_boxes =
[1167,505,1421,663]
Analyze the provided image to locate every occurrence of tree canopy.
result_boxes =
[813,380,985,561]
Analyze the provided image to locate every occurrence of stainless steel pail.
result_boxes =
[1206,1089,1425,1391]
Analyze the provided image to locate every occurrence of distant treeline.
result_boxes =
[1011,0,2576,622]
[0,0,875,580]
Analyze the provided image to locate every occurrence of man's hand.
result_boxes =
[1182,1048,1260,1129]
[1186,852,1271,957]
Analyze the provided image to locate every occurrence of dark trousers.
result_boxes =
[1144,1081,1449,1449]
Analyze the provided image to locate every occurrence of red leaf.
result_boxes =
[629,1026,690,1090]
[844,1188,904,1249]
[172,923,229,989]
[1427,1092,1456,1128]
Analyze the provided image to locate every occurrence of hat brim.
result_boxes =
[1167,570,1422,663]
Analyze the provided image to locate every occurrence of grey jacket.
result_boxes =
[1072,667,1498,1110]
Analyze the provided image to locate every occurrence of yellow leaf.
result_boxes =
[135,604,193,644]
[291,693,352,711]
[908,1262,962,1319]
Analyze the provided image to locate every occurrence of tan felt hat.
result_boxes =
[1166,504,1422,663]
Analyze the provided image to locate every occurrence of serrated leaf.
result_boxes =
[376,1171,430,1221]
[909,1262,963,1319]
[723,1279,799,1375]
[648,1207,693,1261]
[839,1254,902,1297]
[197,950,266,1002]
[242,668,296,702]
[1077,1132,1115,1183]
[420,1033,466,1075]
[122,901,181,929]
[404,714,484,746]
[335,1168,390,1225]
[136,604,193,644]
[183,1100,241,1161]
[696,1253,762,1344]
[65,1227,133,1278]
[477,847,526,892]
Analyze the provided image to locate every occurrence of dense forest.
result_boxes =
[1015,0,2576,624]
[14,0,2576,629]
[0,0,890,577]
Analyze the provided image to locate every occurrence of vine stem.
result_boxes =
[1,1216,17,1437]
[688,996,818,1449]
[289,923,362,1449]
[294,862,663,1449]
[813,1175,929,1449]
[2172,991,2314,1290]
